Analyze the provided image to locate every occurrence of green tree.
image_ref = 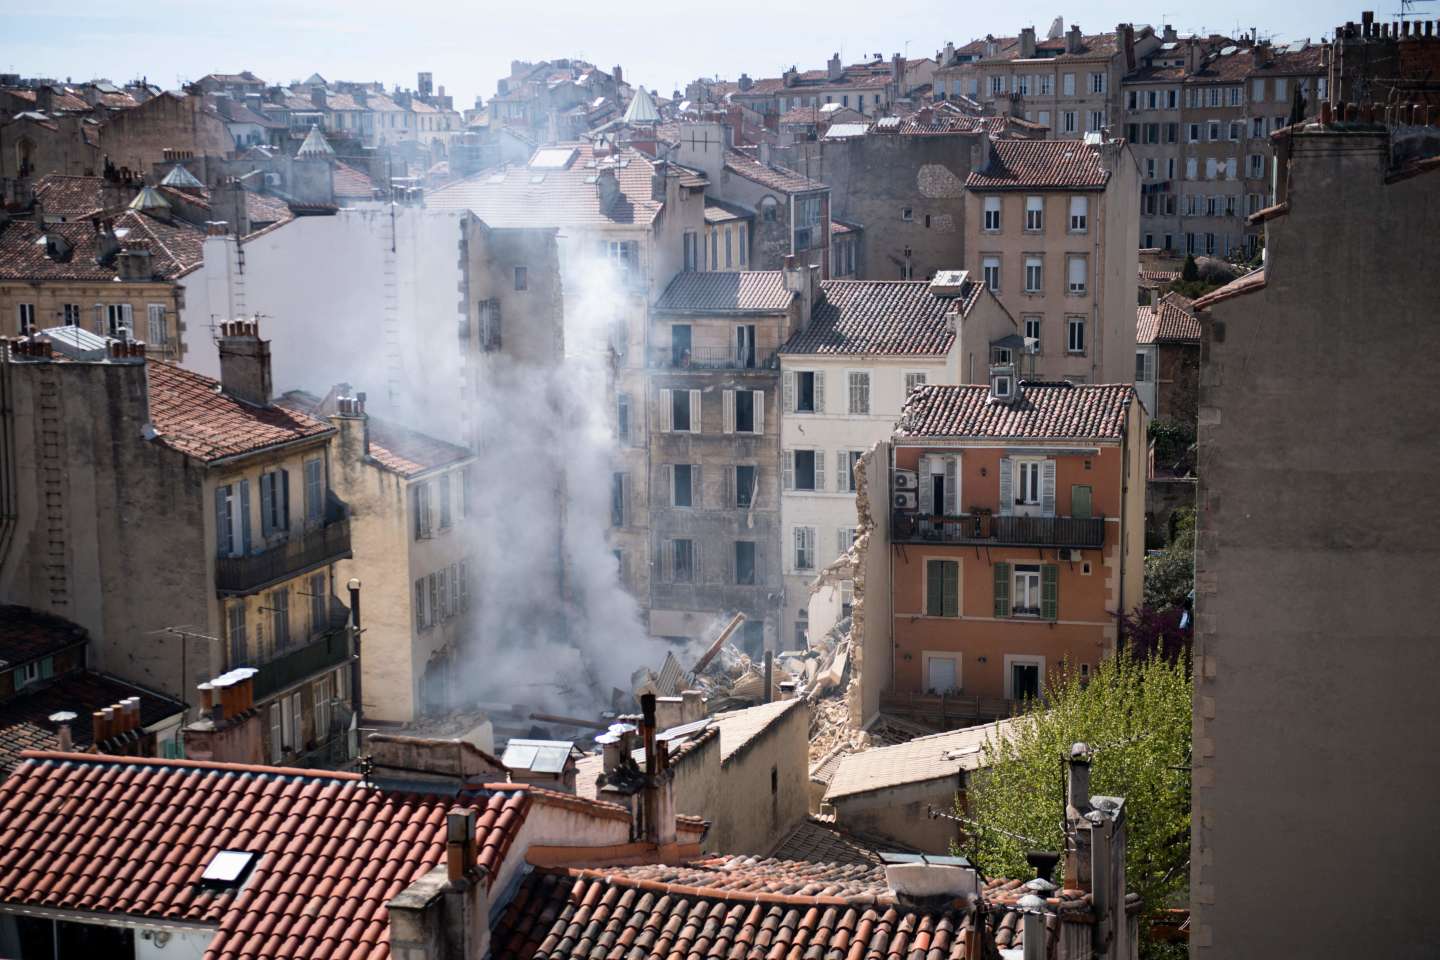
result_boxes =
[1144,506,1194,610]
[1180,254,1199,282]
[961,653,1191,950]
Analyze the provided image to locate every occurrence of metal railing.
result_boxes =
[650,346,778,370]
[892,512,1106,549]
[216,498,353,594]
[252,617,352,700]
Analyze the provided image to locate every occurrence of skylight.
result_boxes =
[201,850,256,890]
[529,147,578,169]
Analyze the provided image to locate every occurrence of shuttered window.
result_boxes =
[1041,564,1059,620]
[259,470,289,537]
[926,559,959,617]
[304,458,324,523]
[993,562,1011,617]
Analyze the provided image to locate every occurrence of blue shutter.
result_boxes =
[279,470,290,530]
[260,473,274,537]
[240,479,252,553]
[215,486,231,558]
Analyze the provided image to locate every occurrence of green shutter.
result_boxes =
[927,560,943,617]
[39,657,54,680]
[993,562,1011,618]
[1042,564,1059,620]
[1072,484,1093,519]
[942,562,959,618]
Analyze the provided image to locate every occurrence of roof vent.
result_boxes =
[989,362,1019,404]
[929,269,969,298]
[200,850,257,891]
[884,861,980,907]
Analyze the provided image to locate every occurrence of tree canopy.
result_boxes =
[960,653,1191,945]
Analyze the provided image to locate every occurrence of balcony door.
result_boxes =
[1006,654,1044,701]
[735,324,756,368]
[671,324,692,366]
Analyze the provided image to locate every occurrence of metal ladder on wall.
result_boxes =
[35,366,68,607]
[381,203,403,409]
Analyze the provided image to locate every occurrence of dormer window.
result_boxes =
[992,374,1013,400]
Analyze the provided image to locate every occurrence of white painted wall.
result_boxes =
[134,925,213,959]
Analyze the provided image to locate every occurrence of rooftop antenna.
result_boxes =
[1396,0,1435,21]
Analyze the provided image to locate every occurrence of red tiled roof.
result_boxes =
[781,279,985,357]
[1192,267,1266,310]
[966,140,1110,191]
[0,211,205,282]
[654,271,793,313]
[276,392,472,479]
[950,31,1120,63]
[32,174,107,219]
[0,673,187,775]
[723,149,827,194]
[701,197,750,224]
[427,144,665,227]
[1137,293,1201,344]
[0,605,87,667]
[770,815,921,866]
[333,161,377,199]
[898,382,1136,440]
[4,87,92,113]
[0,753,533,959]
[146,361,334,463]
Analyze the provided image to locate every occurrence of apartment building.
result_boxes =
[0,323,357,768]
[729,54,917,119]
[1122,37,1327,255]
[1134,291,1200,423]
[884,378,1145,701]
[964,137,1140,383]
[776,271,1016,646]
[647,267,816,652]
[279,389,475,724]
[935,23,1158,137]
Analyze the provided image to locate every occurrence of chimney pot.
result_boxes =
[92,710,106,745]
[49,711,76,751]
[446,807,477,884]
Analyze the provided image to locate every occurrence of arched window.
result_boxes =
[760,196,778,222]
[16,137,36,177]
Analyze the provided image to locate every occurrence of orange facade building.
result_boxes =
[885,376,1146,703]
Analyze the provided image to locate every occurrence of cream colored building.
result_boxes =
[776,272,1017,647]
[963,137,1140,384]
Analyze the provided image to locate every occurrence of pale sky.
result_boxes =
[8,1,1361,106]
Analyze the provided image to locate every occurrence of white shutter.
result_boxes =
[658,389,672,432]
[813,371,826,413]
[691,465,702,508]
[724,466,734,507]
[783,371,795,413]
[93,303,103,332]
[723,390,735,434]
[783,451,794,491]
[752,391,764,435]
[999,457,1013,515]
[662,464,674,506]
[944,457,959,515]
[837,451,848,493]
[689,390,702,434]
[918,456,933,514]
[662,539,674,582]
[837,528,849,554]
[814,449,825,492]
[1041,460,1057,516]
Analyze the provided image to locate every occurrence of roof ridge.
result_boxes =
[547,865,868,908]
[18,748,366,781]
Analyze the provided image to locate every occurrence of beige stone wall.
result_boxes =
[99,94,236,176]
[0,281,187,362]
[708,700,810,855]
[830,777,962,852]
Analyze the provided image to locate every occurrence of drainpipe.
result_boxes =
[0,346,16,571]
[348,578,363,743]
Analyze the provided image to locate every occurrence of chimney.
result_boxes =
[1252,41,1273,68]
[637,694,676,846]
[892,52,905,87]
[595,166,621,210]
[598,722,637,775]
[91,710,106,745]
[738,73,753,93]
[211,179,251,239]
[680,689,705,723]
[1122,24,1137,71]
[1019,27,1038,58]
[115,241,153,282]
[1021,906,1046,960]
[331,390,371,462]
[613,65,624,87]
[827,53,844,81]
[311,86,327,109]
[1064,742,1094,889]
[36,85,54,115]
[49,711,77,751]
[1085,796,1130,960]
[217,319,273,406]
[446,807,477,884]
[1066,25,1084,55]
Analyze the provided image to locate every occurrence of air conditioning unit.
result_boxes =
[1058,548,1082,562]
[893,491,917,511]
[263,172,281,186]
[893,469,918,491]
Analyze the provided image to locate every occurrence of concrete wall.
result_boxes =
[709,699,810,854]
[829,776,961,853]
[99,94,236,176]
[1189,126,1440,959]
[0,116,101,178]
[855,441,892,724]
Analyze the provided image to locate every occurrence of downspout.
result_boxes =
[0,346,16,569]
[889,440,898,703]
[1117,402,1130,653]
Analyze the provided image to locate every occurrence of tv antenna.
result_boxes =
[1396,0,1435,20]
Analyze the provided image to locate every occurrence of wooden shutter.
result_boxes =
[689,390,702,434]
[944,457,959,515]
[93,303,103,332]
[260,473,274,537]
[658,389,672,433]
[783,451,794,491]
[239,480,251,553]
[1041,460,1056,516]
[279,469,290,530]
[814,449,825,492]
[942,561,959,617]
[836,451,848,493]
[993,562,1011,617]
[783,371,795,413]
[691,465,702,509]
[280,694,294,750]
[723,390,735,434]
[723,466,734,507]
[269,704,283,763]
[813,371,826,412]
[661,464,674,506]
[998,458,1013,516]
[926,560,942,617]
[1071,484,1093,520]
[918,456,933,515]
[752,391,764,434]
[1041,564,1058,620]
[215,486,232,558]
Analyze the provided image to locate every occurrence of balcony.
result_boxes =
[252,617,352,701]
[216,498,353,595]
[892,512,1106,549]
[649,345,779,371]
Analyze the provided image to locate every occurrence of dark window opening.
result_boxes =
[735,541,756,584]
[671,390,691,431]
[673,464,693,507]
[796,371,816,412]
[736,465,756,507]
[794,450,817,491]
[736,391,755,432]
[513,266,527,290]
[671,324,692,366]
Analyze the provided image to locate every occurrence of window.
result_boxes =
[735,541,756,584]
[1025,195,1043,231]
[414,577,429,630]
[1066,256,1087,295]
[839,450,863,492]
[1016,75,1030,96]
[1145,157,1156,180]
[215,481,249,558]
[739,225,748,266]
[1166,122,1178,143]
[672,539,695,582]
[1024,256,1043,293]
[1037,110,1050,128]
[437,473,452,530]
[269,703,283,762]
[1228,121,1242,141]
[478,299,501,352]
[983,196,1001,231]
[787,370,822,413]
[847,371,870,415]
[672,463,694,507]
[1248,154,1264,178]
[62,303,81,326]
[513,266,527,290]
[709,230,719,269]
[1126,90,1137,110]
[611,472,626,526]
[1069,196,1088,232]
[1252,78,1265,102]
[791,449,819,491]
[990,75,1005,95]
[17,303,35,335]
[761,196,778,222]
[1067,315,1087,353]
[670,323,691,365]
[983,256,1001,293]
[1207,87,1221,107]
[309,572,326,636]
[146,304,167,344]
[1089,72,1106,94]
[1275,78,1288,101]
[1013,563,1043,616]
[902,206,914,221]
[1062,73,1075,96]
[1089,110,1105,132]
[105,303,133,338]
[730,389,761,433]
[303,457,323,523]
[1024,314,1042,348]
[724,226,733,268]
[413,481,432,539]
[683,230,698,271]
[793,526,816,571]
[1040,75,1053,95]
[905,371,928,395]
[1062,111,1077,134]
[314,674,333,742]
[259,469,289,537]
[616,394,630,443]
[926,559,960,617]
[735,464,757,508]
[664,387,697,432]
[1187,123,1200,143]
[268,587,290,654]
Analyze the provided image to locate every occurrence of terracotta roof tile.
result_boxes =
[1137,293,1200,344]
[722,149,827,194]
[826,717,1026,801]
[655,271,792,313]
[1192,267,1266,309]
[31,175,108,218]
[897,382,1136,440]
[333,161,377,200]
[0,605,88,668]
[966,140,1110,191]
[277,393,470,478]
[0,753,534,959]
[771,815,920,866]
[781,279,986,357]
[0,211,205,282]
[146,361,334,463]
